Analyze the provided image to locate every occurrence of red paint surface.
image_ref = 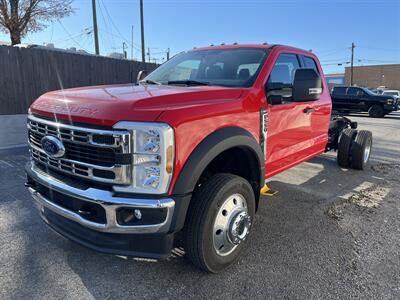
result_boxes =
[30,44,332,195]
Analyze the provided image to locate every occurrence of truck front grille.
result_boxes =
[28,115,132,185]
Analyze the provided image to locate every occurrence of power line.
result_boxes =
[321,61,350,66]
[98,28,141,50]
[357,46,400,52]
[100,0,130,45]
[52,28,92,44]
[97,0,115,52]
[316,48,349,58]
[357,58,399,63]
[57,21,89,51]
[320,57,349,62]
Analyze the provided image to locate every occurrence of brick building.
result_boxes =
[344,64,400,90]
[325,73,345,90]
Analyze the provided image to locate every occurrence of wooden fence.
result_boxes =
[0,46,158,115]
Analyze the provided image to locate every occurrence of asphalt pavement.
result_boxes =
[0,112,399,299]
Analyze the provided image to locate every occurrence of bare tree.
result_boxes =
[0,0,74,45]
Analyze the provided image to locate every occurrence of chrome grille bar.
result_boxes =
[27,115,131,151]
[27,115,132,185]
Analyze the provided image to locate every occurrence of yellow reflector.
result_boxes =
[166,145,173,174]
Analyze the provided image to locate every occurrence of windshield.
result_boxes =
[362,87,377,95]
[144,48,269,87]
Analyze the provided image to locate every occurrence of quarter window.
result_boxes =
[303,56,319,73]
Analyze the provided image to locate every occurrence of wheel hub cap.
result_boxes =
[213,193,251,256]
[227,211,251,245]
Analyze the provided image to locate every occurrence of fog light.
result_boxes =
[116,207,168,226]
[118,209,135,224]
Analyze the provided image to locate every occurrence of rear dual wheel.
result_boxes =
[337,128,357,168]
[184,174,255,273]
[337,129,372,170]
[351,130,373,170]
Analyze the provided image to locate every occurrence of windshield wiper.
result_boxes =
[139,79,162,85]
[167,80,210,86]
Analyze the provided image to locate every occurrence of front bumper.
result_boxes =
[384,102,398,112]
[26,161,178,258]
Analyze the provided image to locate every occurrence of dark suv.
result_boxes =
[331,86,398,117]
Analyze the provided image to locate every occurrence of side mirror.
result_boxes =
[267,95,283,105]
[292,69,322,102]
[136,70,147,83]
[266,82,284,91]
[265,82,292,105]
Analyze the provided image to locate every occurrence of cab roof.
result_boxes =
[190,43,315,57]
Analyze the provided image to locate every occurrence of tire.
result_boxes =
[337,128,357,168]
[368,105,385,117]
[184,174,256,273]
[351,130,372,170]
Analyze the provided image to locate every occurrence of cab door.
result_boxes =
[347,87,363,110]
[264,53,331,177]
[331,86,348,110]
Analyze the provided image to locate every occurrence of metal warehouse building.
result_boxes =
[344,64,400,90]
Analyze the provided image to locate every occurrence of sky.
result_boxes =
[0,0,399,74]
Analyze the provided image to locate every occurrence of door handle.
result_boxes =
[303,107,316,114]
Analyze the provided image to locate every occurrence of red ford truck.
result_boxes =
[25,44,372,273]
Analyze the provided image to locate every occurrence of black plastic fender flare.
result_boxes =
[172,126,265,196]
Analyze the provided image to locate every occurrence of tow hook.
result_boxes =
[24,182,34,188]
[78,209,93,217]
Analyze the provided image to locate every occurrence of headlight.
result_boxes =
[386,99,393,105]
[113,122,174,194]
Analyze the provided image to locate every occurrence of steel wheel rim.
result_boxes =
[213,193,251,257]
[364,142,371,163]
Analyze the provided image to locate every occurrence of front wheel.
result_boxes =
[368,105,385,117]
[184,174,256,273]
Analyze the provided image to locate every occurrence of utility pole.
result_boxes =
[123,42,127,59]
[131,25,134,60]
[350,42,355,86]
[147,47,150,62]
[91,0,100,55]
[166,48,170,60]
[140,0,145,63]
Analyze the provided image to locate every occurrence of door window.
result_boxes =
[347,87,359,96]
[269,54,300,85]
[267,54,300,101]
[333,87,346,95]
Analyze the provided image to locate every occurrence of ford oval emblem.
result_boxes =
[40,136,65,158]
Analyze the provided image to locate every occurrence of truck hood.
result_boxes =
[30,84,243,127]
[371,94,396,100]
